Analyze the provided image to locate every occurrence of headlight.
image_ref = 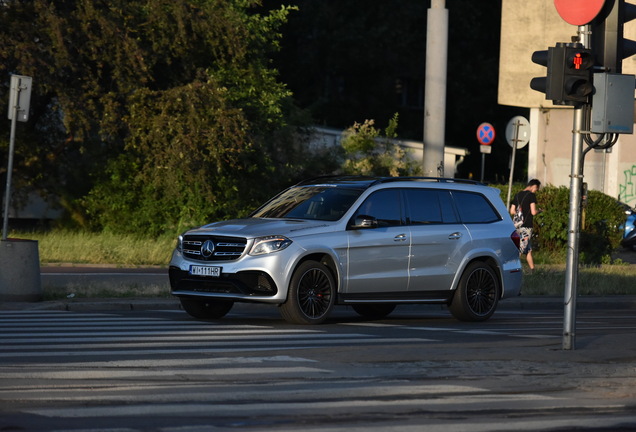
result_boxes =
[249,236,292,256]
[176,235,184,252]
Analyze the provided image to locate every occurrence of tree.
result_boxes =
[1,0,310,234]
[340,113,421,177]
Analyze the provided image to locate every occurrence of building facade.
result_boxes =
[499,0,636,207]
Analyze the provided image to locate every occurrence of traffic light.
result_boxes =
[591,0,636,73]
[530,49,551,96]
[530,46,562,102]
[530,44,594,106]
[561,45,594,105]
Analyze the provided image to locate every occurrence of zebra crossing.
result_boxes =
[1,309,634,432]
[0,310,437,361]
[0,308,565,362]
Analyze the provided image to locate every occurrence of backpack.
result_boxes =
[513,207,524,228]
[513,193,528,229]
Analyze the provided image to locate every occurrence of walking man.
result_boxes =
[510,179,541,272]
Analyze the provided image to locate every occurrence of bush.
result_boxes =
[491,184,625,264]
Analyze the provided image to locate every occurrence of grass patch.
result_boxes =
[522,264,636,296]
[12,230,176,266]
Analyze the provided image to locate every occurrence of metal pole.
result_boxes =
[423,0,448,177]
[2,101,19,241]
[563,105,584,350]
[480,153,485,183]
[506,120,520,210]
[563,25,589,351]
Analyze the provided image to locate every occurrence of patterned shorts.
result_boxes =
[518,227,532,254]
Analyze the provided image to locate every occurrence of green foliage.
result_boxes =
[491,183,625,264]
[579,189,625,262]
[1,0,327,236]
[340,113,421,177]
[532,186,570,251]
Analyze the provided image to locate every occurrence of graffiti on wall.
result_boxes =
[619,165,636,205]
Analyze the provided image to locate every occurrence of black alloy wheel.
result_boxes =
[449,261,500,322]
[280,260,336,325]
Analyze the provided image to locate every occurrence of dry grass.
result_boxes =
[522,261,636,296]
[14,230,176,266]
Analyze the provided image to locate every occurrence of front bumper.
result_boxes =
[169,266,279,300]
[168,245,300,303]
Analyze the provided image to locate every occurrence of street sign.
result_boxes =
[476,122,496,145]
[7,75,32,122]
[3,74,33,240]
[505,116,530,149]
[480,144,492,154]
[554,0,605,25]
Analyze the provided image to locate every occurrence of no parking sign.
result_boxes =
[476,122,496,146]
[476,122,495,182]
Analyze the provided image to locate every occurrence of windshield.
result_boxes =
[251,186,363,221]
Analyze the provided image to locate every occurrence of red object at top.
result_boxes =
[554,0,606,25]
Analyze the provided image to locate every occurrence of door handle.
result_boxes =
[394,233,407,242]
[448,232,462,240]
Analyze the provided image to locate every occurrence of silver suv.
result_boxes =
[169,176,523,324]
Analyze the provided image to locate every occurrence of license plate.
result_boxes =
[189,265,221,277]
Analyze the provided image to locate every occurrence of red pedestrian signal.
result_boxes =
[562,46,594,105]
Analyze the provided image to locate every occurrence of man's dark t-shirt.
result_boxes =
[513,190,537,228]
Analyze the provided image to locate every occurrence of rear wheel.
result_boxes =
[280,260,336,324]
[180,297,234,319]
[449,261,500,322]
[352,304,396,320]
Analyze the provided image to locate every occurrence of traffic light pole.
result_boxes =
[562,25,589,351]
[563,104,584,350]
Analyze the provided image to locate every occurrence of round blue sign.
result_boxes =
[477,122,496,145]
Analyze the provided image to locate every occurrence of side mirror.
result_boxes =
[351,215,378,229]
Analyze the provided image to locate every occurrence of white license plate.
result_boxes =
[189,265,221,277]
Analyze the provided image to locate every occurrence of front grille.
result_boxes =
[182,235,247,262]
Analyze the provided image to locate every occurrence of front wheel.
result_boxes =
[180,297,234,320]
[449,261,500,322]
[280,260,336,325]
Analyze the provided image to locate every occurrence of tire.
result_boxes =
[180,297,234,320]
[280,260,336,325]
[449,261,500,322]
[352,304,396,320]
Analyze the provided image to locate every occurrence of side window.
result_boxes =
[438,190,459,223]
[452,191,501,223]
[404,189,443,224]
[353,189,403,227]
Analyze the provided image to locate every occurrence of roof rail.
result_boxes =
[294,175,380,186]
[373,177,483,186]
[294,175,484,188]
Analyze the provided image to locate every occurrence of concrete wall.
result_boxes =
[528,108,633,200]
[310,126,469,178]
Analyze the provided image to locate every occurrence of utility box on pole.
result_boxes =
[591,72,636,133]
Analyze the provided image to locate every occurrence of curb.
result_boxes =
[0,298,181,312]
[2,296,636,312]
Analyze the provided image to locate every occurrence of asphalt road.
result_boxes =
[1,303,636,431]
